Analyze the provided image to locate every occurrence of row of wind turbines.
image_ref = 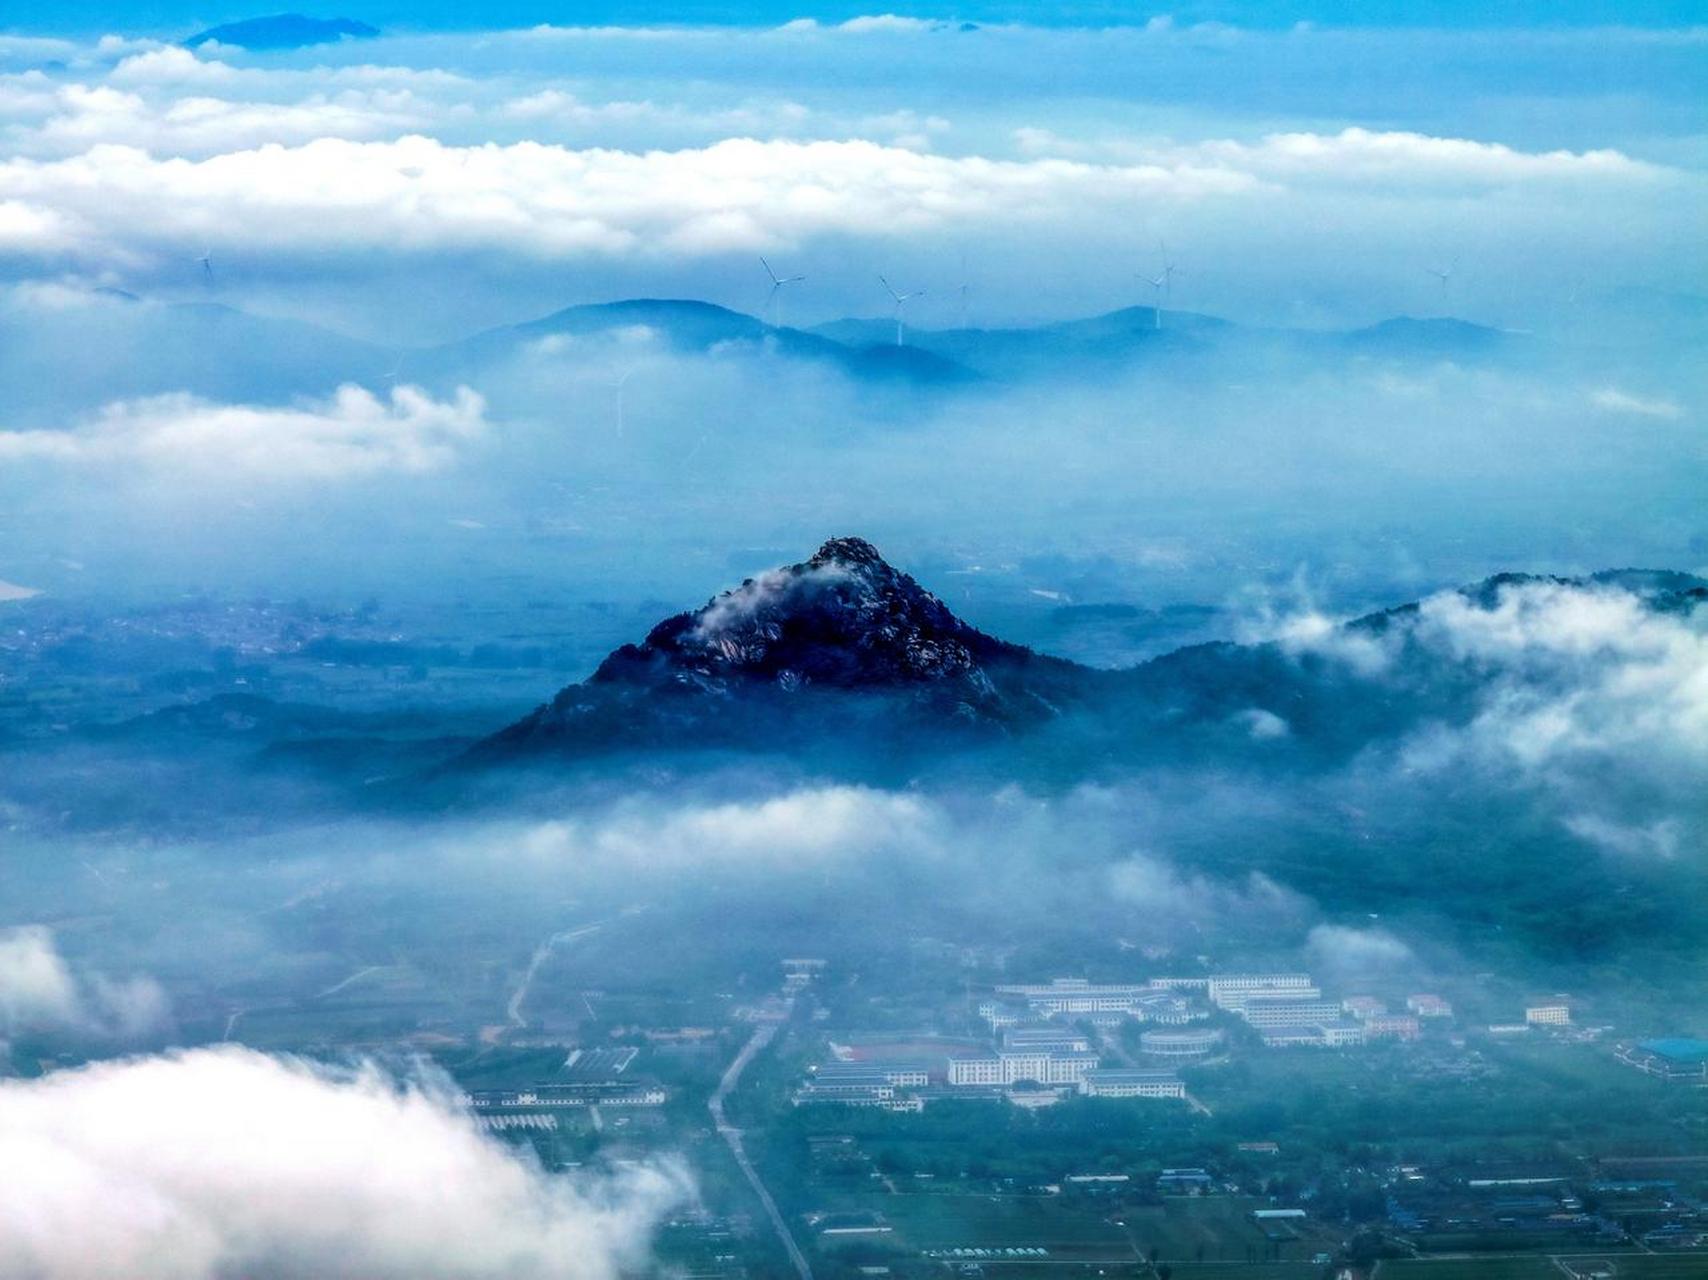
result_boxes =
[769,246,1463,345]
[764,244,1202,347]
[191,243,1463,354]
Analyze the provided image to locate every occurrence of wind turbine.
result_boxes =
[1146,242,1178,330]
[198,249,215,289]
[760,257,805,328]
[1425,256,1458,308]
[879,274,925,347]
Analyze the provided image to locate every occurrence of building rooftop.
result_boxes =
[1082,1069,1181,1083]
[1638,1038,1708,1062]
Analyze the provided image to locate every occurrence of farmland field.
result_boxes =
[808,1192,1345,1269]
[1375,1259,1563,1279]
[857,1192,1135,1259]
[1377,1255,1708,1279]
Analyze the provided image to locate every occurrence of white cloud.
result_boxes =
[1306,923,1415,972]
[1407,580,1708,767]
[1016,125,1661,188]
[102,45,470,96]
[689,560,855,645]
[1566,813,1684,861]
[1590,386,1685,419]
[1107,857,1306,924]
[1243,601,1393,677]
[506,786,942,870]
[0,926,169,1042]
[0,927,82,1035]
[20,84,435,156]
[0,385,487,479]
[1235,708,1291,740]
[835,16,938,34]
[108,46,240,89]
[0,1047,686,1279]
[3,126,1664,272]
[1184,127,1656,187]
[0,135,1260,265]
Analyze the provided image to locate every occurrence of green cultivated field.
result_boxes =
[980,1267,1324,1280]
[808,1193,1341,1269]
[1554,1259,1708,1279]
[1375,1259,1562,1279]
[867,1192,1134,1259]
[1150,1266,1327,1280]
[1377,1256,1708,1279]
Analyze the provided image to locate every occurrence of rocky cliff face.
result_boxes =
[475,537,1090,761]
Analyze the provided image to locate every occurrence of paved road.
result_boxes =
[711,1017,814,1280]
[506,922,605,1028]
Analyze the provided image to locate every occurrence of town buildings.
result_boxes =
[1078,1069,1186,1099]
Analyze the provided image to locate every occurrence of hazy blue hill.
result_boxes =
[810,306,1224,379]
[183,14,379,50]
[810,306,1522,379]
[1335,315,1516,358]
[0,296,393,426]
[443,298,974,385]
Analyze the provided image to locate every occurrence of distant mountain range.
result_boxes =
[184,14,379,50]
[810,308,1520,380]
[437,298,973,386]
[13,286,1700,429]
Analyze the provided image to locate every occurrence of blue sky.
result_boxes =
[19,2,1708,34]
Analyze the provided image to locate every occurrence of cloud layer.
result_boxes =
[0,1046,685,1279]
[0,384,486,479]
[0,926,168,1043]
[0,21,1700,332]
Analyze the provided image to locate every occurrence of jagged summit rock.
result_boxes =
[589,535,1019,693]
[472,538,1088,762]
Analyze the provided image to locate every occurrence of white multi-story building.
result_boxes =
[1140,1028,1225,1058]
[999,1050,1101,1085]
[995,979,1153,999]
[1364,1015,1421,1041]
[948,1055,1006,1086]
[1208,974,1317,1011]
[977,999,1027,1028]
[1003,1026,1093,1054]
[1260,1022,1365,1048]
[948,1049,1101,1087]
[1239,996,1346,1029]
[1407,994,1453,1018]
[814,1061,933,1088]
[1526,1002,1572,1026]
[1079,1069,1186,1099]
[1318,1022,1367,1047]
[1260,1027,1326,1048]
[987,978,1207,1024]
